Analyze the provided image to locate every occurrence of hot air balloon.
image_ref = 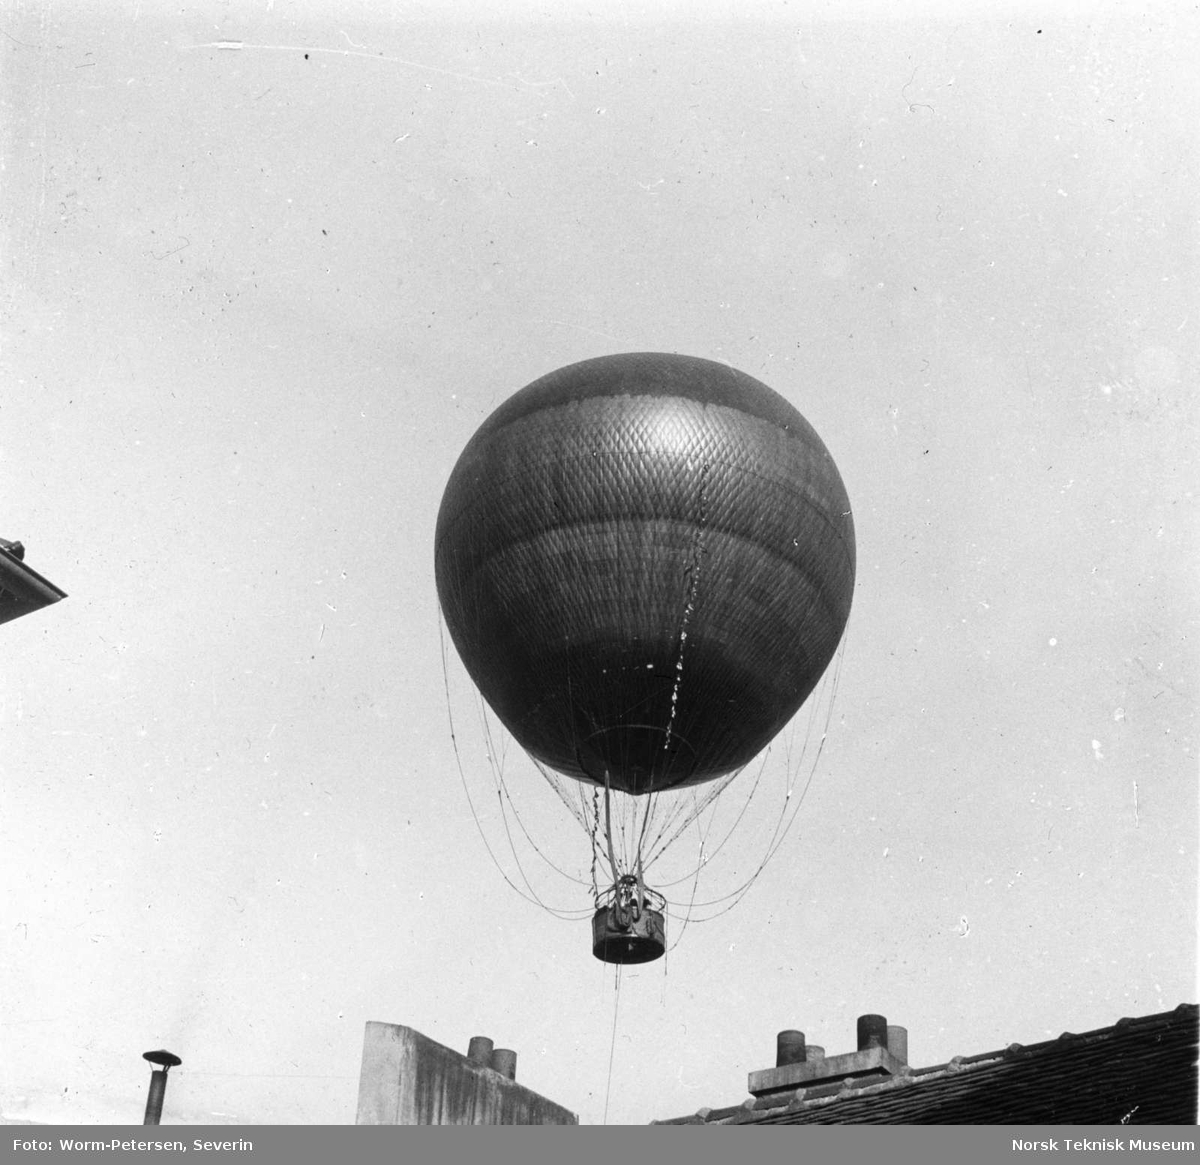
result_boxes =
[435,353,855,963]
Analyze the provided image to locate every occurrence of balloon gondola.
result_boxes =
[435,353,855,963]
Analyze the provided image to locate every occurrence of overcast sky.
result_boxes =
[2,0,1195,1126]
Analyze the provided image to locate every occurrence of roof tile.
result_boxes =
[652,1004,1198,1125]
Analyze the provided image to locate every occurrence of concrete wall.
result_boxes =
[355,1022,578,1125]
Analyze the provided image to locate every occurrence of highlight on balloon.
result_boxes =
[434,352,855,964]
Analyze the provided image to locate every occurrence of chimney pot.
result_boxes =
[775,1030,806,1066]
[887,1025,908,1065]
[490,1048,517,1080]
[467,1036,494,1066]
[857,1014,888,1051]
[806,1045,825,1061]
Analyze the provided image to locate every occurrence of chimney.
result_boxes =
[490,1048,518,1080]
[857,1014,888,1050]
[467,1036,494,1066]
[747,1014,908,1098]
[465,1036,518,1081]
[357,1023,577,1124]
[776,1030,806,1066]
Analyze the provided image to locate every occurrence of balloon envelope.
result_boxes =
[435,353,855,795]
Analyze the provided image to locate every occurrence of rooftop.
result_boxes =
[0,538,67,626]
[653,1003,1198,1125]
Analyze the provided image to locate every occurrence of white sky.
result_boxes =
[2,0,1195,1127]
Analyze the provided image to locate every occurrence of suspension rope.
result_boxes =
[439,608,591,918]
[603,964,623,1125]
[661,645,846,917]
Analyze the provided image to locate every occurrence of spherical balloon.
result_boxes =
[435,353,855,795]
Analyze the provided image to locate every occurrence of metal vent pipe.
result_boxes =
[141,1051,181,1125]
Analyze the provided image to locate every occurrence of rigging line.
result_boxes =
[639,773,737,870]
[687,647,844,900]
[474,704,597,895]
[488,748,592,889]
[646,765,752,872]
[667,897,696,953]
[442,611,591,918]
[750,676,831,856]
[480,703,580,903]
[650,774,736,890]
[603,964,623,1126]
[673,731,828,914]
[492,781,553,908]
[438,610,558,911]
[661,812,734,924]
[623,794,641,871]
[640,783,704,863]
[669,659,844,916]
[656,649,846,916]
[534,754,590,829]
[634,786,656,875]
[659,792,731,936]
[785,648,835,787]
[538,769,591,833]
[745,661,842,871]
[487,725,585,916]
[493,767,591,902]
[651,667,834,909]
[638,761,743,871]
[648,755,767,886]
[525,763,595,844]
[665,821,707,952]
